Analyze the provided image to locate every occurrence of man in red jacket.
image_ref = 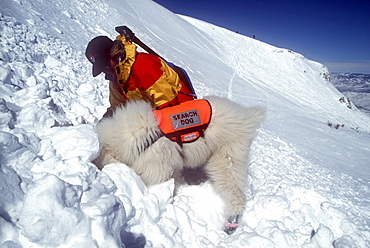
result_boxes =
[86,35,195,117]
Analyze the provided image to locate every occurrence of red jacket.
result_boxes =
[108,36,194,111]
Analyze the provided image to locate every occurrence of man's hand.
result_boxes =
[115,26,135,41]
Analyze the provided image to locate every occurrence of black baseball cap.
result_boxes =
[85,36,114,77]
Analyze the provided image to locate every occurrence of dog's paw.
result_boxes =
[224,215,239,235]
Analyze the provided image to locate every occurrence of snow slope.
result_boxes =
[332,73,370,116]
[1,0,370,247]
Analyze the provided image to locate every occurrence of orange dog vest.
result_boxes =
[153,99,212,146]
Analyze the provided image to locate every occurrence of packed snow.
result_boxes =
[1,0,370,247]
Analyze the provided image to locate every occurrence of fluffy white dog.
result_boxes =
[94,96,264,234]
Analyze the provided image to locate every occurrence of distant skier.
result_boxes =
[85,34,195,117]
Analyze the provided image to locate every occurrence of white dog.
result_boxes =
[94,96,264,234]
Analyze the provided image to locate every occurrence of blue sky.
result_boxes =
[152,0,370,74]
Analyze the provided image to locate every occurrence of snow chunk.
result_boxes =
[0,65,11,83]
[43,124,99,162]
[302,224,334,248]
[102,163,148,205]
[18,174,92,247]
[0,131,37,171]
[0,217,22,248]
[0,165,24,223]
[0,99,15,129]
[44,55,62,69]
[17,103,55,130]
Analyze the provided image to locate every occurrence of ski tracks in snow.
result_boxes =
[227,71,236,99]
